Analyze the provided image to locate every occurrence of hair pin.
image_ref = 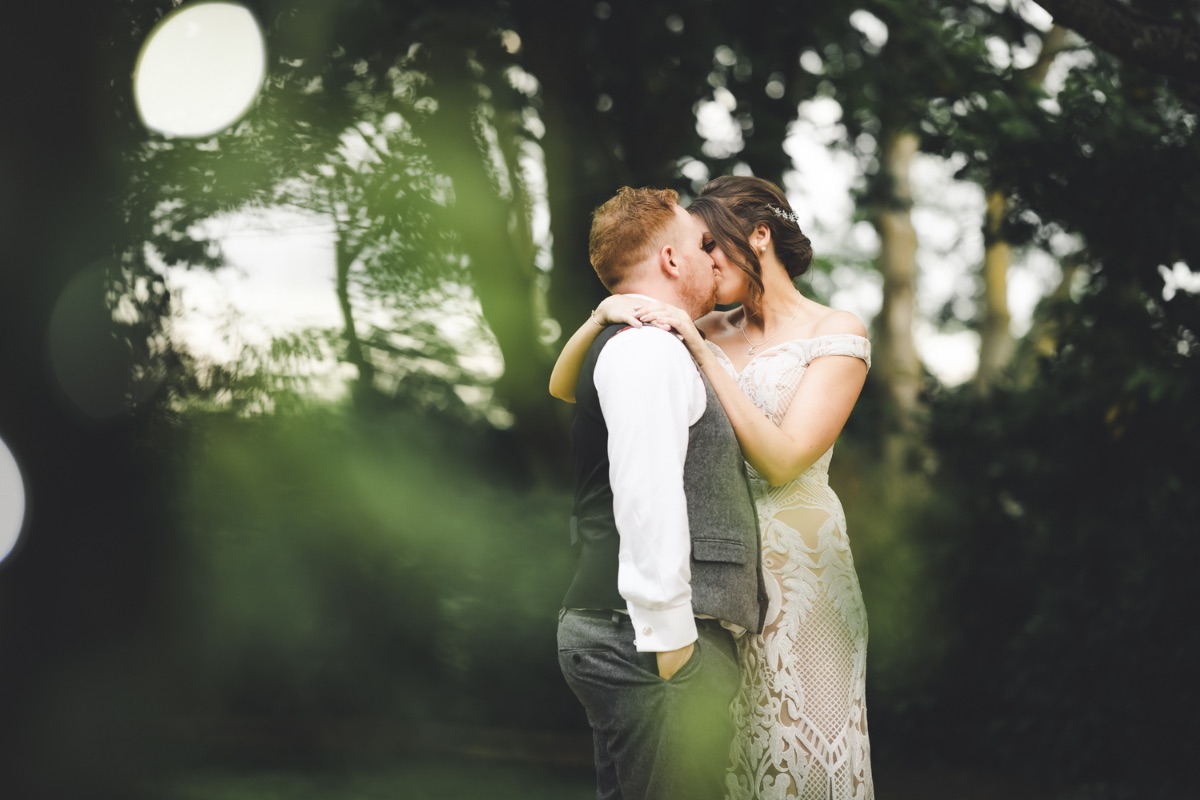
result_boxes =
[766,203,800,225]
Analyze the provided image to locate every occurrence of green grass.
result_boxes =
[165,759,595,800]
[160,754,1158,800]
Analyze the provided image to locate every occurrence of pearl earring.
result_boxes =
[758,245,766,254]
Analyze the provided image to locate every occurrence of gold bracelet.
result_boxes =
[589,310,605,327]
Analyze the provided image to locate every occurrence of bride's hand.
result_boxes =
[637,304,706,359]
[592,294,655,328]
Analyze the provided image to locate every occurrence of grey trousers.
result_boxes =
[558,608,741,800]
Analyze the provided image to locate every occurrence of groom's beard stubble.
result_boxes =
[681,268,719,321]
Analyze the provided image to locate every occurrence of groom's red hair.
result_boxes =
[588,186,680,290]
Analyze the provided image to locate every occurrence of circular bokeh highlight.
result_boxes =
[134,2,266,138]
[0,437,27,566]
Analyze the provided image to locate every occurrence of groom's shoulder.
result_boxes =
[598,325,689,371]
[606,324,684,352]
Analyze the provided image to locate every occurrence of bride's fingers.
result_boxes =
[621,309,644,326]
[641,312,681,330]
[641,313,679,329]
[598,296,649,325]
[602,307,643,326]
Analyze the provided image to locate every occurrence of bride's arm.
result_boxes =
[548,295,654,402]
[640,307,868,486]
[750,354,868,485]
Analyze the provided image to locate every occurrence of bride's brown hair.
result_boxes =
[687,195,766,317]
[698,175,814,319]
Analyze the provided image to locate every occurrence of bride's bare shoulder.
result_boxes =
[813,308,868,338]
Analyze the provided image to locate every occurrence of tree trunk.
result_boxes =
[872,128,924,469]
[417,50,570,484]
[975,189,1014,393]
[333,224,375,404]
[511,0,672,339]
[974,25,1071,392]
[515,2,618,334]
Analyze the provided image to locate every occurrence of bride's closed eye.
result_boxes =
[702,238,717,254]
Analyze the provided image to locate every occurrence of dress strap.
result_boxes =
[808,334,871,371]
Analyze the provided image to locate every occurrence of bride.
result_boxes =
[550,175,874,800]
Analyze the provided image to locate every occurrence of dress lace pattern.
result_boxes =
[711,334,875,800]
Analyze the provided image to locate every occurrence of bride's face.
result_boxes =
[697,220,750,306]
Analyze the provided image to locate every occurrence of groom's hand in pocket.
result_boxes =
[656,642,696,680]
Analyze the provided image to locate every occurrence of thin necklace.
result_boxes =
[738,293,803,355]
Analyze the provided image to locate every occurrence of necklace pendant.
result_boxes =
[747,345,756,355]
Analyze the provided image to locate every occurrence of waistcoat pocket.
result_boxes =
[692,538,747,564]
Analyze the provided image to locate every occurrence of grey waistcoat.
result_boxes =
[563,324,767,634]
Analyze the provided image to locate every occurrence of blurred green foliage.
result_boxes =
[166,404,583,734]
[911,282,1200,784]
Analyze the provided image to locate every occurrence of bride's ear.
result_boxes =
[752,223,771,254]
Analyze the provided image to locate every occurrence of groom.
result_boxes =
[558,186,767,800]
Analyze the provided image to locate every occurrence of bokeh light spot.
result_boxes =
[48,260,136,419]
[134,2,266,138]
[0,437,26,566]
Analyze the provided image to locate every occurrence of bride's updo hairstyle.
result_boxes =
[700,175,813,317]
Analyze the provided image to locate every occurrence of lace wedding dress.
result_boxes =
[711,334,874,800]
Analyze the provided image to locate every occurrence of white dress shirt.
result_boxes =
[595,323,707,652]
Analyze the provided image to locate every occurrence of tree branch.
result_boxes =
[1022,24,1072,87]
[1034,0,1200,85]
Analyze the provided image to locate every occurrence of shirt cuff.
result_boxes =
[629,603,698,652]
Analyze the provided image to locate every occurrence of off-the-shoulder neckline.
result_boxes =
[706,333,870,375]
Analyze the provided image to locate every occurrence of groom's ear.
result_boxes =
[659,244,681,278]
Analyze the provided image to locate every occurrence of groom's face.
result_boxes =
[670,205,718,319]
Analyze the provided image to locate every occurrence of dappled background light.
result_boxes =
[0,436,25,565]
[133,1,265,138]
